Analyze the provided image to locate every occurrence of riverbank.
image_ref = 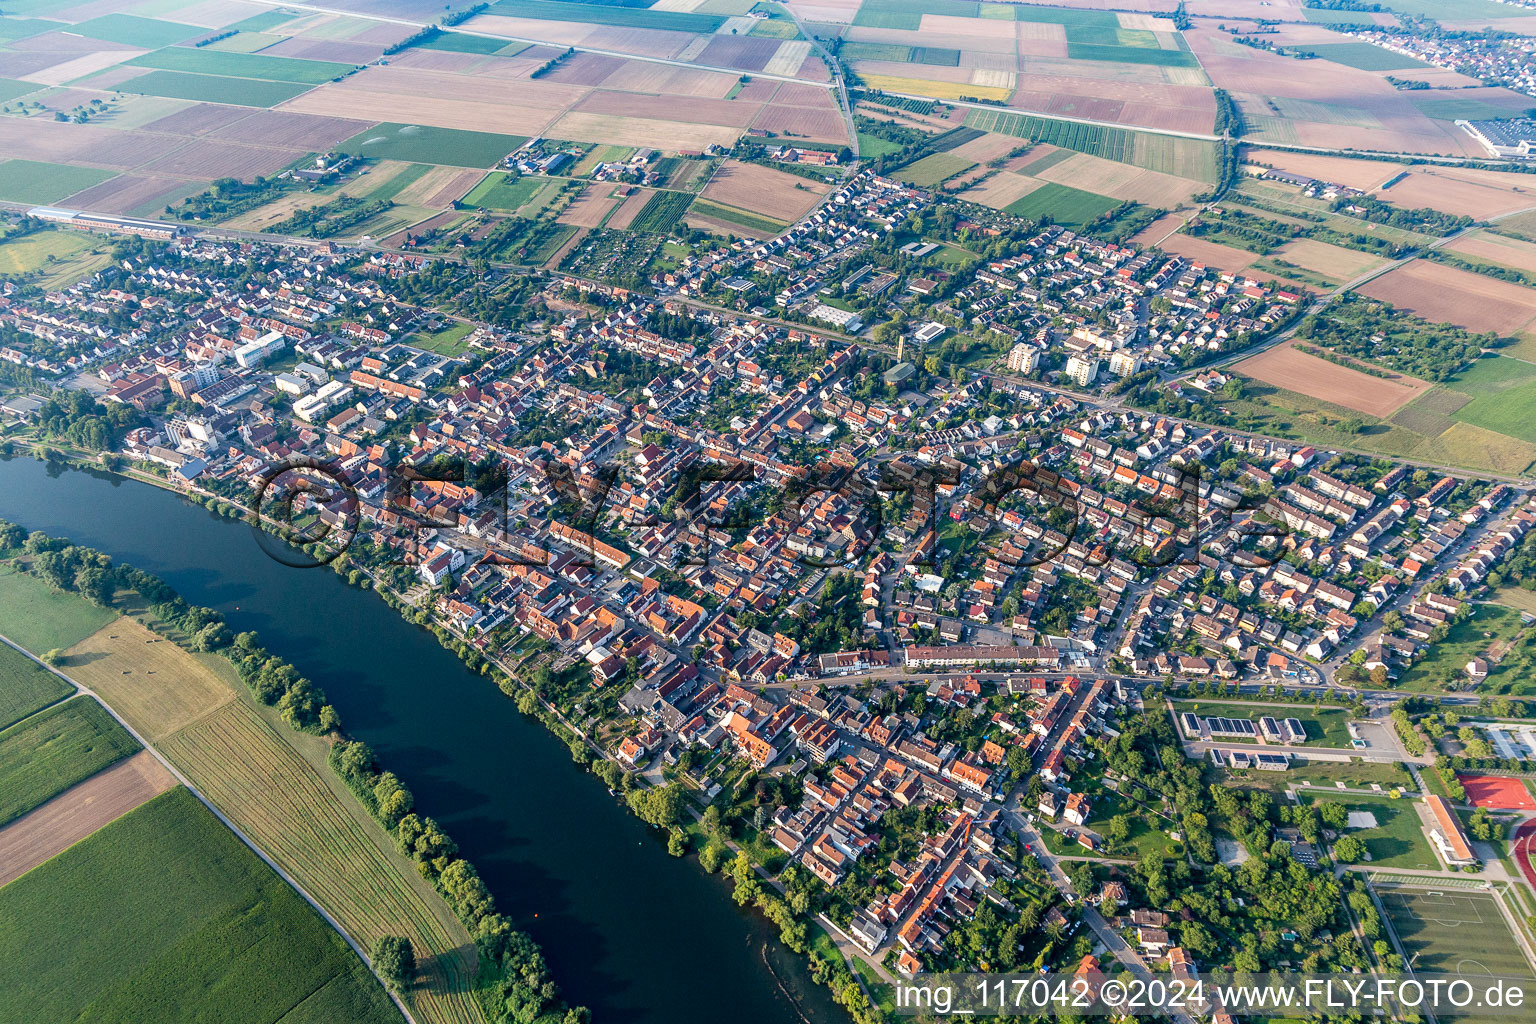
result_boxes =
[0,452,851,1024]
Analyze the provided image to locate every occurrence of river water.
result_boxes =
[0,455,843,1024]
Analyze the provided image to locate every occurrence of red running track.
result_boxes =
[1515,819,1536,893]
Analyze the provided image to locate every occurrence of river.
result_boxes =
[0,454,844,1024]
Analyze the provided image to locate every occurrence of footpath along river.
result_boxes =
[0,454,846,1024]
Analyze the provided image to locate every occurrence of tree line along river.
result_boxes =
[0,454,845,1024]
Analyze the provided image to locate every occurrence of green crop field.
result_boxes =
[1376,0,1534,19]
[1302,6,1376,23]
[630,189,693,234]
[856,131,904,160]
[125,46,355,84]
[489,0,725,32]
[339,123,526,168]
[1303,42,1428,71]
[1066,42,1198,67]
[0,698,138,826]
[1306,792,1436,869]
[0,159,115,205]
[894,152,976,186]
[842,41,914,63]
[964,107,1217,180]
[0,17,58,43]
[463,172,549,212]
[0,787,403,1024]
[0,641,70,731]
[115,69,314,107]
[688,197,787,234]
[1003,181,1118,227]
[1018,148,1075,175]
[1449,356,1536,444]
[71,13,201,48]
[417,30,527,55]
[0,77,38,103]
[226,9,298,33]
[1378,889,1535,982]
[0,565,119,655]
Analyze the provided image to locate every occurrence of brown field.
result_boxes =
[1156,233,1261,273]
[279,71,582,138]
[1377,167,1536,220]
[141,102,253,137]
[784,0,860,20]
[698,34,783,72]
[61,173,200,215]
[685,210,775,240]
[1272,238,1386,281]
[1244,148,1406,191]
[584,25,698,59]
[62,619,234,743]
[948,132,1024,165]
[0,749,176,887]
[549,110,742,150]
[1016,21,1069,58]
[1360,261,1536,335]
[557,185,620,228]
[574,89,760,127]
[605,187,654,230]
[537,51,628,86]
[460,13,593,46]
[261,38,387,63]
[18,49,140,86]
[1005,74,1214,134]
[420,167,486,208]
[1448,230,1536,275]
[1131,210,1193,246]
[1232,340,1432,417]
[142,139,303,179]
[206,109,371,150]
[386,48,489,73]
[702,159,828,222]
[961,172,1046,210]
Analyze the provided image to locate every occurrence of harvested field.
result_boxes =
[1450,230,1536,275]
[751,97,848,144]
[140,138,302,179]
[1271,238,1386,281]
[606,187,654,229]
[61,173,200,215]
[60,619,235,744]
[278,68,576,138]
[1151,232,1259,273]
[947,131,1023,164]
[698,34,782,72]
[1244,148,1406,191]
[685,210,774,240]
[1032,150,1201,207]
[414,166,485,208]
[0,750,175,887]
[547,110,743,150]
[1016,20,1069,58]
[574,89,760,127]
[204,108,370,150]
[1379,167,1536,220]
[557,185,619,227]
[17,48,140,86]
[1360,262,1536,335]
[961,171,1046,210]
[701,159,828,222]
[139,100,251,136]
[1232,340,1432,417]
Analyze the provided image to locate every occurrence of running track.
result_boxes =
[1515,819,1536,893]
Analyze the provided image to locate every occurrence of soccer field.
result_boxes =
[1378,888,1535,980]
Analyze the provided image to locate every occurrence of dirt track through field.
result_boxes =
[0,749,175,886]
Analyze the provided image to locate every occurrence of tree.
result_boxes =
[1334,836,1367,863]
[42,648,64,666]
[371,935,415,993]
[1106,814,1132,846]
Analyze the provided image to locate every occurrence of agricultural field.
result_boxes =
[0,641,70,730]
[0,697,138,827]
[1231,341,1431,419]
[0,750,176,888]
[337,122,528,168]
[700,160,828,223]
[115,70,316,107]
[1002,181,1118,227]
[0,787,404,1024]
[463,173,566,217]
[965,107,1217,180]
[0,159,115,205]
[72,14,201,48]
[630,189,693,234]
[1359,262,1536,337]
[687,196,787,236]
[54,610,482,1024]
[895,151,975,187]
[1446,357,1536,445]
[1303,42,1427,72]
[124,48,355,84]
[0,565,119,656]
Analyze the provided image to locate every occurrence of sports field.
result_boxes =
[0,641,70,730]
[1459,774,1536,811]
[0,787,403,1024]
[0,565,119,656]
[1378,888,1534,982]
[338,123,527,168]
[1306,792,1436,869]
[0,697,138,827]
